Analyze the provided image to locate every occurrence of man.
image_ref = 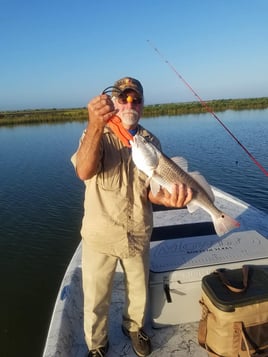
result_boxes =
[71,77,192,357]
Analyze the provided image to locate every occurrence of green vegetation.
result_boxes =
[1,97,268,127]
[142,97,268,117]
[0,107,88,126]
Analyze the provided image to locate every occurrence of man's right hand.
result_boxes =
[87,94,118,130]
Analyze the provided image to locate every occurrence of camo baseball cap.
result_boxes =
[112,77,143,97]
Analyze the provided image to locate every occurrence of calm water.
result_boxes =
[1,109,268,357]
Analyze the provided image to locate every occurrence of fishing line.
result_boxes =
[147,40,268,177]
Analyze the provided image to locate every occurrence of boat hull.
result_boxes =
[42,187,268,357]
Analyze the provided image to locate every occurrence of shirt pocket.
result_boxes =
[97,149,122,191]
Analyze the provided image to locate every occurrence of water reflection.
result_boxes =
[0,110,267,357]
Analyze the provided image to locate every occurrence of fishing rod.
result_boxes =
[147,40,268,178]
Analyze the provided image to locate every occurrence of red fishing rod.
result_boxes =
[147,40,268,177]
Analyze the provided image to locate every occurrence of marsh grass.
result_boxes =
[1,97,268,127]
[0,108,88,126]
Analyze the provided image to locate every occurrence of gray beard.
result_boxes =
[120,109,139,126]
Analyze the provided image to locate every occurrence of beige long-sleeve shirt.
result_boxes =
[71,125,161,258]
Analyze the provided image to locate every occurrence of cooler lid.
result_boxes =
[202,266,268,311]
[150,230,268,273]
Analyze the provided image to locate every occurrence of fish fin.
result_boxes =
[171,156,188,171]
[212,213,240,237]
[145,177,151,188]
[187,200,200,213]
[150,179,161,196]
[171,158,215,202]
[190,171,215,202]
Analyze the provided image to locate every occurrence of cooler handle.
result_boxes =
[163,277,172,303]
[216,265,249,293]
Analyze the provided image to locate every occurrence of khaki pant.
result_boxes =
[82,239,150,349]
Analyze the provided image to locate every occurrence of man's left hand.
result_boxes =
[149,183,193,208]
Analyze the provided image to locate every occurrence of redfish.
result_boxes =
[130,134,240,237]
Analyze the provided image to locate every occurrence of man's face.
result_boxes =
[114,90,144,129]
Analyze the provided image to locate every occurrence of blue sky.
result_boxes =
[1,0,268,110]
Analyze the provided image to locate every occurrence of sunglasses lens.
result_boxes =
[133,97,142,104]
[117,95,127,104]
[118,94,142,104]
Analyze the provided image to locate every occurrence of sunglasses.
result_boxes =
[117,94,143,105]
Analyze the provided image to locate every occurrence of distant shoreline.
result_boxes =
[1,97,268,127]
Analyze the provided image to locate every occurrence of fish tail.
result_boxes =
[212,212,240,237]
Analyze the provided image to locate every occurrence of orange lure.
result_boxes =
[102,87,134,147]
